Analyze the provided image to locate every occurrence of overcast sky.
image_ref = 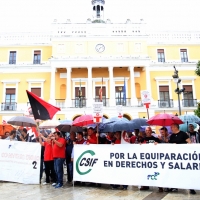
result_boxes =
[0,0,199,33]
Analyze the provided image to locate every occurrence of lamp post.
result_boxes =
[172,66,185,116]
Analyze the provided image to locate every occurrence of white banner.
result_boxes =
[74,144,200,190]
[0,140,41,184]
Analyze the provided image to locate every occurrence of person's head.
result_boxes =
[170,123,180,133]
[134,129,140,136]
[77,132,83,140]
[54,131,62,140]
[107,132,114,138]
[10,130,16,138]
[160,127,168,137]
[145,126,152,137]
[5,131,10,137]
[189,124,195,132]
[70,131,76,140]
[114,131,121,140]
[87,127,95,136]
[127,131,133,138]
[22,128,28,137]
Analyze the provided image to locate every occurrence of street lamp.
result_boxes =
[172,66,185,116]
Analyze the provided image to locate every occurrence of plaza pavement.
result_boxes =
[0,181,200,200]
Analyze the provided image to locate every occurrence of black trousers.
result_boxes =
[44,160,56,183]
[66,161,73,182]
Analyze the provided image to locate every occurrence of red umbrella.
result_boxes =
[147,114,184,126]
[72,115,94,127]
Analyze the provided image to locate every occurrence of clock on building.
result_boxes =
[95,44,105,53]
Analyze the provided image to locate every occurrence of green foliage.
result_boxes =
[195,60,200,76]
[194,102,200,118]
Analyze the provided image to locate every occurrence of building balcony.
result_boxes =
[71,97,87,108]
[115,98,131,106]
[158,99,174,108]
[182,99,197,107]
[94,97,109,106]
[137,99,143,107]
[1,102,17,111]
[55,99,65,108]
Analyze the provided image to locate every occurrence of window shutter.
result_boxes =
[6,88,16,94]
[34,50,41,55]
[183,85,192,91]
[157,49,164,53]
[159,86,169,92]
[31,88,41,97]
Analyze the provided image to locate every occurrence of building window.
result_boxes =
[159,86,172,108]
[75,44,83,54]
[33,50,41,64]
[9,51,16,64]
[117,43,124,53]
[95,86,107,106]
[183,85,194,107]
[31,88,41,97]
[157,49,165,62]
[5,88,16,110]
[135,43,141,52]
[74,87,86,107]
[180,49,188,62]
[115,86,125,105]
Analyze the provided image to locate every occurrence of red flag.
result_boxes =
[26,90,60,120]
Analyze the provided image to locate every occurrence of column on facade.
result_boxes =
[145,65,153,104]
[49,67,56,105]
[66,67,71,107]
[87,66,93,107]
[129,66,138,106]
[109,66,116,106]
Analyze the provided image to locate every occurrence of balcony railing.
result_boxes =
[1,102,17,111]
[94,97,109,106]
[137,99,143,107]
[71,97,86,108]
[55,99,65,108]
[158,99,174,108]
[115,98,131,106]
[182,99,197,107]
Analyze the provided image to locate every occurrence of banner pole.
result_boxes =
[97,123,99,144]
[147,108,149,119]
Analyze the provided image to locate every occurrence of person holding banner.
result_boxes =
[39,133,56,185]
[66,132,76,184]
[52,131,66,188]
[187,124,200,143]
[4,130,18,141]
[169,123,196,195]
[106,132,115,144]
[158,127,171,143]
[140,127,160,191]
[86,127,101,187]
[20,128,36,142]
[73,132,86,186]
[87,127,97,144]
[111,131,128,190]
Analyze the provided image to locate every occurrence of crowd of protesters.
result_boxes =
[0,123,199,194]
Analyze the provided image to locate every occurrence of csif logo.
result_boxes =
[76,150,98,175]
[147,172,160,180]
